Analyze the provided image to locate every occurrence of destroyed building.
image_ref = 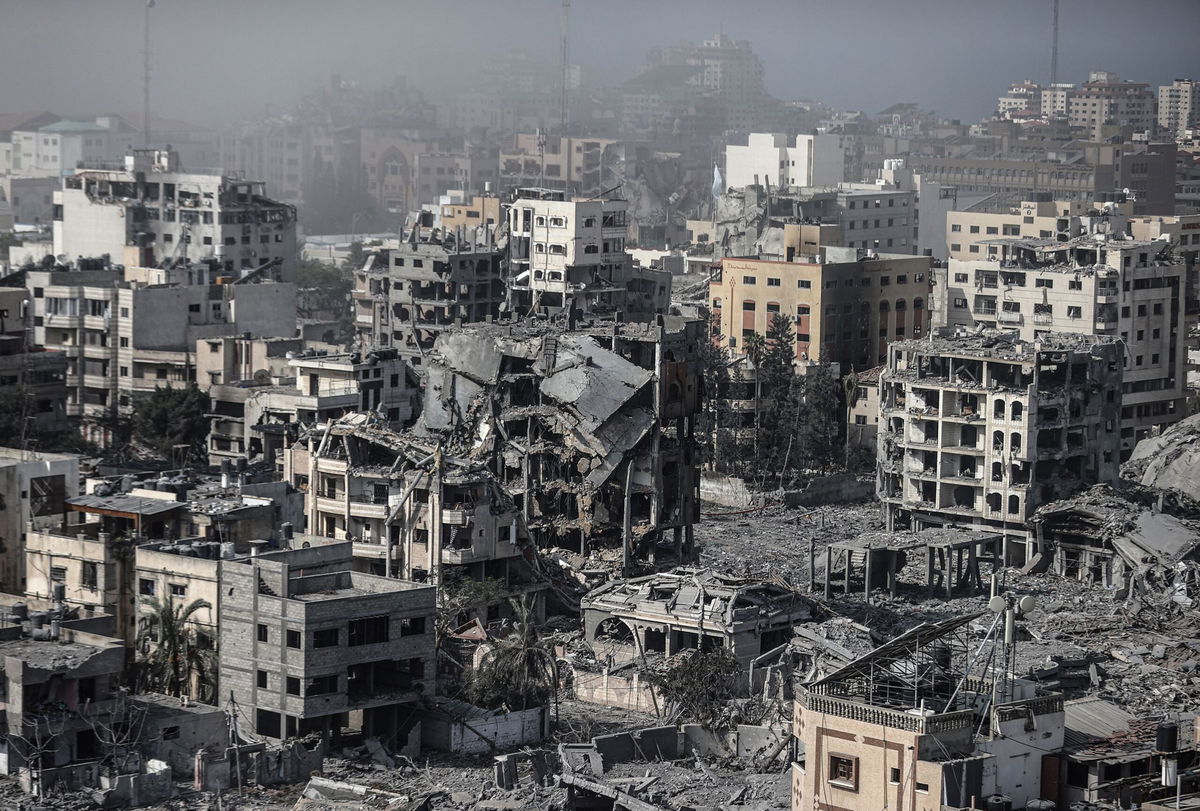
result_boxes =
[217,542,436,748]
[351,235,505,367]
[580,568,817,669]
[285,316,704,597]
[504,188,671,322]
[878,329,1123,560]
[1124,411,1200,503]
[1031,483,1200,587]
[793,613,1065,811]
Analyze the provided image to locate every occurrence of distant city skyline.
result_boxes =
[2,0,1197,126]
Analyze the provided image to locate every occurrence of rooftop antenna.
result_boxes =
[143,0,155,147]
[1049,0,1059,86]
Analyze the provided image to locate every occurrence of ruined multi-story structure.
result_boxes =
[0,447,78,593]
[217,542,436,747]
[505,188,670,322]
[207,347,419,466]
[936,226,1187,452]
[581,568,816,669]
[351,235,505,367]
[877,330,1123,558]
[286,315,704,589]
[53,148,297,281]
[0,287,68,437]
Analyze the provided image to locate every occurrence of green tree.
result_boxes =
[134,595,215,702]
[756,314,799,480]
[794,363,845,472]
[466,597,556,712]
[131,385,210,459]
[697,316,734,472]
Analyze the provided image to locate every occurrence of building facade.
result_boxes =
[724,133,847,190]
[877,331,1123,553]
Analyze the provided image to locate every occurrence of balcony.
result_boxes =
[996,311,1023,325]
[1032,313,1053,326]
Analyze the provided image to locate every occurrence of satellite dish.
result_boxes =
[988,595,1007,613]
[1018,595,1037,614]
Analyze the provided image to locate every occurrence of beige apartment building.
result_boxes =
[935,232,1187,452]
[1159,79,1200,137]
[711,248,933,369]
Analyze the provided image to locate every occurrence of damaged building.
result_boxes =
[580,568,818,669]
[1031,483,1200,588]
[286,314,704,593]
[504,188,671,322]
[351,232,506,368]
[878,329,1123,559]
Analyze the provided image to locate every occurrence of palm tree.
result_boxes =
[135,595,214,701]
[467,597,557,713]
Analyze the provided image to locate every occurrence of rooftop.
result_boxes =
[890,328,1120,360]
[67,492,185,518]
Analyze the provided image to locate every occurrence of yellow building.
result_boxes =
[440,194,502,232]
[710,249,932,370]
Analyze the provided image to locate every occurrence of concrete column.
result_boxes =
[926,546,935,597]
[863,550,873,604]
[824,546,833,600]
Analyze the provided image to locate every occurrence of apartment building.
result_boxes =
[0,287,68,436]
[724,132,846,190]
[876,331,1123,551]
[710,249,933,369]
[438,192,501,232]
[207,347,418,466]
[936,231,1186,451]
[906,140,1176,215]
[9,120,113,178]
[351,236,505,366]
[506,188,670,321]
[1159,79,1200,138]
[945,196,1130,261]
[498,134,621,198]
[1067,72,1156,134]
[26,260,296,444]
[217,543,436,747]
[996,81,1042,118]
[53,148,297,281]
[0,447,78,593]
[194,334,302,389]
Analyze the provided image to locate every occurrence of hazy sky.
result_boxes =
[3,0,1198,126]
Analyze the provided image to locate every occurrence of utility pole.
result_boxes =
[559,0,570,138]
[1049,0,1059,86]
[143,0,155,147]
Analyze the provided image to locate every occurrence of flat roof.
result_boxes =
[68,493,184,518]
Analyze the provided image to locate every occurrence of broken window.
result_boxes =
[828,754,858,790]
[348,616,389,646]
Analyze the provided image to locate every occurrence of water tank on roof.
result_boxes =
[176,545,196,557]
[1157,720,1179,753]
[29,612,47,631]
[9,603,28,622]
[220,542,237,560]
[985,795,1011,811]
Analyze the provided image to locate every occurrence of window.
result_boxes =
[286,676,301,696]
[951,224,962,232]
[954,297,969,308]
[828,754,858,790]
[82,561,98,589]
[766,277,781,287]
[139,578,156,596]
[742,275,756,285]
[286,629,301,649]
[855,415,867,425]
[313,628,339,648]
[950,243,961,252]
[766,302,781,313]
[348,616,389,646]
[1035,279,1053,288]
[797,279,811,289]
[400,616,426,636]
[257,670,268,688]
[742,301,755,311]
[257,624,268,642]
[954,273,968,283]
[1067,306,1082,319]
[916,782,929,793]
[890,768,901,784]
[169,583,186,597]
[797,305,810,316]
[50,566,67,583]
[307,674,338,695]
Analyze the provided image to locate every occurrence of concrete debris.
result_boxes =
[1125,412,1200,502]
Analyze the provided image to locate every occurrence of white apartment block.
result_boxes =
[9,121,113,178]
[506,188,669,320]
[935,232,1186,453]
[26,261,296,445]
[1040,83,1076,119]
[53,148,297,282]
[832,183,916,254]
[996,81,1042,118]
[725,133,846,190]
[1159,79,1200,138]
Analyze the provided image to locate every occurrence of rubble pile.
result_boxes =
[1124,412,1200,502]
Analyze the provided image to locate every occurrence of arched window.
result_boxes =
[993,430,1004,449]
[1011,432,1022,452]
[1011,401,1023,421]
[879,301,890,312]
[994,398,1005,419]
[895,299,907,311]
[1008,495,1020,514]
[987,493,1001,513]
[913,297,924,311]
